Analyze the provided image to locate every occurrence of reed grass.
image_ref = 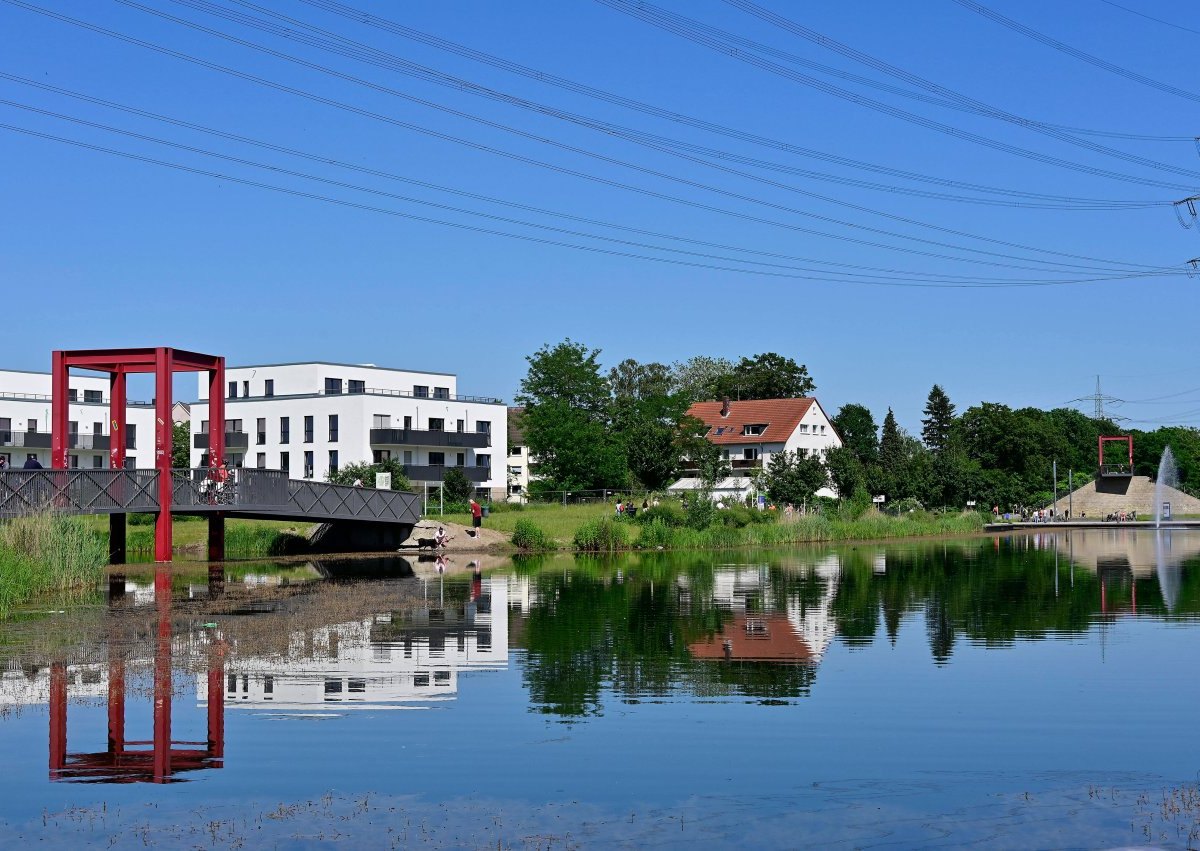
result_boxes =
[0,512,108,615]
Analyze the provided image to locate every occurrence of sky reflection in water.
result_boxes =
[1,528,1198,848]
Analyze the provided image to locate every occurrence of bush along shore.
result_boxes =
[0,512,108,616]
[511,506,988,554]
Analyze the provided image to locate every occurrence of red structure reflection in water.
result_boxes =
[48,567,226,783]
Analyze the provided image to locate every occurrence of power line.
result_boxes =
[5,1,1168,278]
[1097,0,1200,39]
[952,0,1200,105]
[3,120,1142,289]
[296,0,1167,207]
[114,0,1177,274]
[600,0,1200,189]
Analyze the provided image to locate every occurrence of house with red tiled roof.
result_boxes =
[671,397,843,500]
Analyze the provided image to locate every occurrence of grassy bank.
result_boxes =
[81,515,315,559]
[437,501,988,553]
[0,513,108,616]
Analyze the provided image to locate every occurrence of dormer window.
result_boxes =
[743,423,767,436]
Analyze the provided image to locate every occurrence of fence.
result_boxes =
[0,469,159,517]
[170,468,289,510]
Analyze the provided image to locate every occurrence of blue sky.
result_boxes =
[1,0,1197,432]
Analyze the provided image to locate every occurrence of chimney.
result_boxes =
[720,397,731,418]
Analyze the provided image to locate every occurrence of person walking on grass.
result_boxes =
[469,497,483,535]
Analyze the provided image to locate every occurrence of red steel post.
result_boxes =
[153,348,174,562]
[107,654,125,755]
[207,641,226,759]
[51,350,69,469]
[152,573,172,782]
[49,661,67,772]
[207,363,226,561]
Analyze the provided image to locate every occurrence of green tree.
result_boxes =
[764,449,828,505]
[832,403,879,466]
[670,355,734,403]
[921,385,956,454]
[517,340,627,491]
[716,352,815,400]
[824,444,865,499]
[878,408,905,499]
[608,358,672,400]
[615,393,695,491]
[442,467,472,503]
[171,421,191,469]
[327,458,412,491]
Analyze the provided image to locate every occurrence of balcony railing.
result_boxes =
[0,431,51,449]
[1100,463,1133,477]
[193,431,250,450]
[370,428,490,449]
[0,432,135,451]
[402,464,491,483]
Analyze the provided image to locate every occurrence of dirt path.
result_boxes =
[398,519,510,554]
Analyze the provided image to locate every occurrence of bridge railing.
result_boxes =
[287,479,420,523]
[0,469,159,517]
[170,468,289,509]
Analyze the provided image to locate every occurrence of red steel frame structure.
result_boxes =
[50,348,225,563]
[1098,435,1134,472]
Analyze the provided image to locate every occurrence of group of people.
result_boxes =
[614,498,652,518]
[0,456,43,469]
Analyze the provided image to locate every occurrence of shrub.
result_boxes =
[719,505,754,528]
[328,459,412,491]
[573,517,629,552]
[442,468,473,503]
[636,502,686,527]
[684,497,716,531]
[512,519,555,552]
[636,520,676,549]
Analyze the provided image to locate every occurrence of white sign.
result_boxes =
[966,500,977,507]
[872,495,886,504]
[375,472,392,490]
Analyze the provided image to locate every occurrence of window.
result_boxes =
[280,451,289,473]
[413,385,429,398]
[820,425,826,434]
[403,415,412,430]
[372,449,391,463]
[264,379,274,397]
[242,380,249,398]
[256,453,266,469]
[477,420,491,434]
[402,450,413,464]
[373,414,390,429]
[428,451,445,466]
[84,389,102,403]
[744,448,760,461]
[256,418,266,445]
[434,387,449,400]
[67,389,77,402]
[799,424,808,433]
[0,418,9,437]
[126,424,136,446]
[324,679,342,697]
[456,452,465,466]
[413,673,430,688]
[303,451,314,478]
[229,453,244,468]
[124,457,136,469]
[509,484,522,494]
[328,450,338,474]
[225,419,243,433]
[92,456,103,469]
[93,422,103,438]
[743,423,767,436]
[263,676,274,696]
[227,381,237,399]
[348,380,365,394]
[68,421,78,435]
[304,416,314,443]
[200,419,209,434]
[27,419,37,433]
[347,678,366,694]
[280,417,290,444]
[477,454,491,468]
[428,418,444,432]
[68,455,79,469]
[434,671,450,686]
[456,419,464,433]
[324,377,342,395]
[509,445,522,456]
[508,465,521,476]
[328,414,338,442]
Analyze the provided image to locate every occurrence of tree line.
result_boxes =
[517,339,1199,508]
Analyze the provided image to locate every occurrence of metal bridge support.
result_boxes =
[207,363,225,563]
[153,349,174,563]
[207,514,225,562]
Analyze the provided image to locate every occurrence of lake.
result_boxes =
[1,528,1198,849]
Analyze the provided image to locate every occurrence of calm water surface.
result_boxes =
[1,528,1198,849]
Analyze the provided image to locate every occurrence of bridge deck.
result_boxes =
[0,468,421,527]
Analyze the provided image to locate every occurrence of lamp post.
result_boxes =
[1052,460,1058,521]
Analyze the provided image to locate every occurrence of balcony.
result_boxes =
[193,431,250,450]
[402,464,491,483]
[370,428,490,449]
[0,431,51,449]
[0,432,133,450]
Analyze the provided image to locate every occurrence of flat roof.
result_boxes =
[225,361,456,377]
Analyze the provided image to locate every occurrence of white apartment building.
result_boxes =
[505,406,533,502]
[0,369,156,469]
[189,362,507,499]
